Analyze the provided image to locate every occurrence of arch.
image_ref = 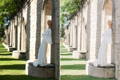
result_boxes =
[41,0,52,64]
[101,0,113,64]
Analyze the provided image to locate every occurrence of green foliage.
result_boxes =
[0,0,26,40]
[60,0,87,38]
[60,0,87,25]
[0,24,5,41]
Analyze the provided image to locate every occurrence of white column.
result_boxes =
[89,0,98,62]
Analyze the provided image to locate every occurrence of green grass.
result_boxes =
[61,75,113,80]
[61,58,85,61]
[61,64,85,70]
[60,43,114,80]
[0,43,52,80]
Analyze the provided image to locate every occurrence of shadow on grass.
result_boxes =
[0,64,25,70]
[61,58,85,61]
[0,49,8,52]
[60,50,69,53]
[61,64,85,70]
[0,45,4,48]
[0,48,6,50]
[0,58,25,61]
[61,53,72,56]
[0,75,53,80]
[61,75,113,80]
[0,53,12,56]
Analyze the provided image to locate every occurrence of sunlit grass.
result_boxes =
[0,43,52,80]
[61,75,113,80]
[60,43,114,80]
[61,64,85,70]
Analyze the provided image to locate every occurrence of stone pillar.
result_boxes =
[26,0,58,79]
[9,22,12,47]
[68,20,76,52]
[69,22,72,46]
[87,0,98,63]
[7,20,16,52]
[87,0,115,78]
[72,17,77,50]
[113,0,120,79]
[73,3,88,59]
[29,0,38,60]
[51,0,60,79]
[17,15,22,51]
[12,20,17,49]
[21,18,27,52]
[12,13,26,59]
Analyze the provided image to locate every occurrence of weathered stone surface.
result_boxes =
[87,62,115,78]
[72,51,86,59]
[12,50,26,59]
[26,61,54,78]
[8,47,16,52]
[68,47,76,52]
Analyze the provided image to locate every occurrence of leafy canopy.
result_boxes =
[0,0,26,40]
[60,0,87,26]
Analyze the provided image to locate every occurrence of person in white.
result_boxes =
[94,20,112,66]
[33,20,52,67]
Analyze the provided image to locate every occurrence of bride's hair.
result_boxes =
[47,20,52,28]
[108,20,112,28]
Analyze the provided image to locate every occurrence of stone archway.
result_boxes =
[41,0,52,64]
[26,0,59,80]
[101,0,113,64]
[87,0,115,78]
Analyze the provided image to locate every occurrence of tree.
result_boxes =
[60,0,87,38]
[0,0,26,41]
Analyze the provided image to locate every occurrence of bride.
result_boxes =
[94,20,112,66]
[33,20,52,67]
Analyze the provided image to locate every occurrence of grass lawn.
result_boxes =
[60,43,113,80]
[0,43,52,80]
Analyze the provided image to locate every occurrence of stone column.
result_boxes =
[29,0,38,60]
[12,13,26,59]
[12,20,17,49]
[113,0,120,79]
[87,0,98,62]
[87,0,115,78]
[26,0,57,79]
[7,20,16,52]
[72,17,77,50]
[9,22,13,47]
[73,4,88,59]
[68,19,76,52]
[17,15,22,51]
[51,0,60,79]
[21,18,27,52]
[63,27,71,50]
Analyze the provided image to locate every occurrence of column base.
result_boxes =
[12,50,26,59]
[86,62,115,78]
[8,47,16,52]
[68,47,76,52]
[115,65,120,80]
[72,51,86,59]
[2,43,16,52]
[25,60,54,78]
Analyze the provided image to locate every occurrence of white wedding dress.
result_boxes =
[33,28,52,67]
[95,28,112,66]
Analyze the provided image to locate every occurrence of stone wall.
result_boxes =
[4,0,60,79]
[113,0,120,79]
[64,0,120,80]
